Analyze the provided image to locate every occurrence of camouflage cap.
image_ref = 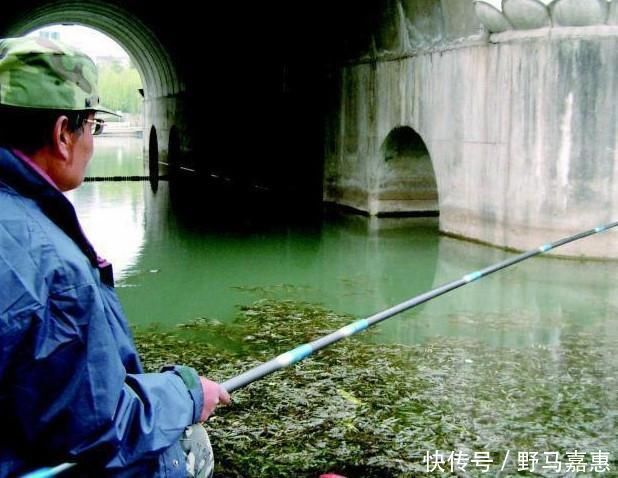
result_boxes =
[0,36,119,115]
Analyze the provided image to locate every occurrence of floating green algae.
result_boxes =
[134,300,618,477]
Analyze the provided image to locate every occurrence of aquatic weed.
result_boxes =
[134,300,618,477]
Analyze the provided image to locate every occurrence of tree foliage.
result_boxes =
[98,61,142,115]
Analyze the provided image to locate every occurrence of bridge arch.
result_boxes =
[375,126,439,216]
[4,0,181,99]
[3,0,185,168]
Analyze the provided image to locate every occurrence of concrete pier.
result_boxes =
[324,1,618,257]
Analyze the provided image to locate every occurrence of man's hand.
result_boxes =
[199,377,231,421]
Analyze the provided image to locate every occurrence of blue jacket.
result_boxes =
[0,147,204,477]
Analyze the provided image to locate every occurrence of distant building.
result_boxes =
[37,30,59,41]
[93,54,131,68]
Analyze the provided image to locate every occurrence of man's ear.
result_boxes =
[51,115,74,161]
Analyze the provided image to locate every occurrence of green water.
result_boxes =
[68,137,618,349]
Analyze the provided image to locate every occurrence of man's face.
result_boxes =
[52,112,95,192]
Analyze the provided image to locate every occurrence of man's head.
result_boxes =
[0,36,116,190]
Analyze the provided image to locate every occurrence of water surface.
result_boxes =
[68,137,618,351]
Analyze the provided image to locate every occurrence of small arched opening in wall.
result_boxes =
[378,126,438,216]
[148,126,159,193]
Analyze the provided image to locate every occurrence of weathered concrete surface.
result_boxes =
[503,0,551,30]
[473,1,512,33]
[550,0,609,27]
[611,1,618,25]
[325,25,618,257]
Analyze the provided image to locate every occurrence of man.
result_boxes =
[0,37,230,477]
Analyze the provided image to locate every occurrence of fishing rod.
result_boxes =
[21,463,75,478]
[21,220,618,478]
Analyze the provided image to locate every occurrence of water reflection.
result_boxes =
[67,182,145,282]
[67,136,146,281]
[68,137,618,351]
[87,136,144,177]
[123,180,442,330]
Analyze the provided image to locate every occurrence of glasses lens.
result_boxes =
[92,119,104,135]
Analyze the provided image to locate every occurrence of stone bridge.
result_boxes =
[2,0,617,257]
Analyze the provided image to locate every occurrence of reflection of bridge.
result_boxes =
[2,0,617,257]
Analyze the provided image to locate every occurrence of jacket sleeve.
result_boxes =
[9,280,205,469]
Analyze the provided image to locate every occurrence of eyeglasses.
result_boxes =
[84,118,105,136]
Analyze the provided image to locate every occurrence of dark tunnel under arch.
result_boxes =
[378,126,439,216]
